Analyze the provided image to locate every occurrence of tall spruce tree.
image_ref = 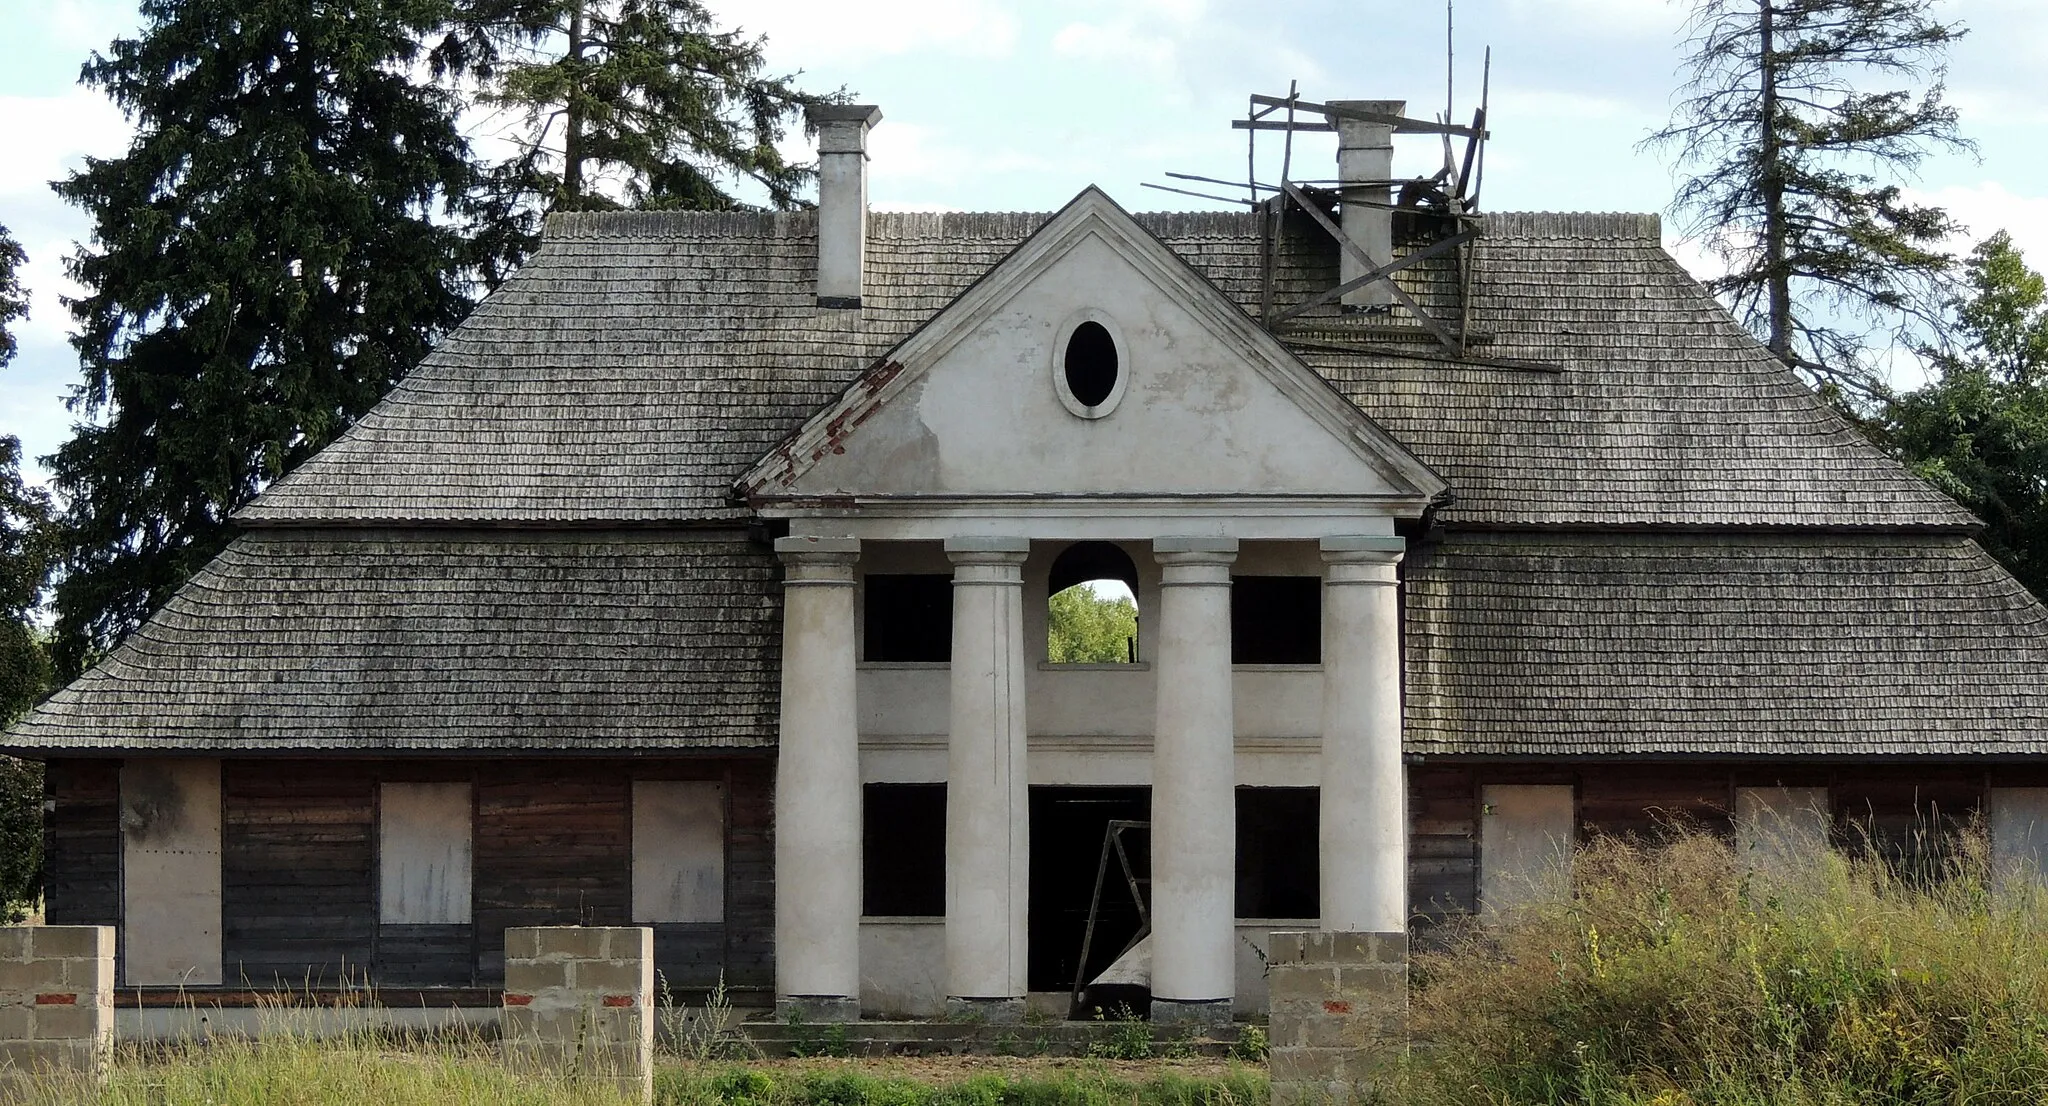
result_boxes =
[49,0,510,675]
[0,225,54,722]
[431,0,832,214]
[0,224,51,921]
[1885,232,2048,597]
[1647,0,1973,408]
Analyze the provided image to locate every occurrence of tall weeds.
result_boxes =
[1395,826,2048,1105]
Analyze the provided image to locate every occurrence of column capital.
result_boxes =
[776,535,859,584]
[1154,537,1238,580]
[944,536,1030,563]
[1322,536,1403,583]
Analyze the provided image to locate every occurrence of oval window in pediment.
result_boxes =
[1053,312,1128,419]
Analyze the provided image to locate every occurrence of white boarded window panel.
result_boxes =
[1735,787,1831,870]
[122,759,224,985]
[1990,788,2048,890]
[1479,784,1574,919]
[379,782,473,924]
[633,781,726,923]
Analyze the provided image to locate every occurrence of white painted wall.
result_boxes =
[632,781,726,924]
[1990,787,2048,890]
[1734,786,1831,872]
[121,759,223,985]
[1479,784,1575,919]
[378,782,473,925]
[859,918,945,1017]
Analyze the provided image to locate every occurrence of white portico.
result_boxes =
[741,187,1444,1023]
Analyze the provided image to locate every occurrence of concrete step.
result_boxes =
[737,1018,1245,1058]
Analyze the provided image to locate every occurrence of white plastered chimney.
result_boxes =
[807,104,883,310]
[1329,99,1404,311]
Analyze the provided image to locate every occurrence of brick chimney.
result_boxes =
[1330,99,1404,311]
[807,104,883,310]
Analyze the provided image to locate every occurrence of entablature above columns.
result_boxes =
[782,502,1404,543]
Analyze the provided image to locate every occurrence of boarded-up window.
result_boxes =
[1479,784,1574,919]
[378,782,473,925]
[632,781,726,923]
[1735,786,1831,871]
[1990,788,2048,890]
[122,759,224,985]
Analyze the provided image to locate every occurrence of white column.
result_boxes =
[1320,536,1407,932]
[773,535,862,1019]
[943,538,1031,1018]
[1150,536,1238,1024]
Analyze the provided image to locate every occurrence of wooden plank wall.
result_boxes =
[1410,762,2012,923]
[42,760,121,928]
[44,756,773,995]
[222,762,377,987]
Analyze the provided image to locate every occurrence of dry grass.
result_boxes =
[1390,824,2048,1105]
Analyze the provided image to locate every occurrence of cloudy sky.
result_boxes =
[3,0,2044,488]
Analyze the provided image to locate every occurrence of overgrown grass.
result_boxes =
[1391,825,2048,1105]
[659,1064,1267,1106]
[10,1031,638,1105]
[4,1032,1265,1106]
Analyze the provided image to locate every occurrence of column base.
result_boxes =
[774,995,860,1024]
[944,996,1025,1025]
[1149,997,1233,1029]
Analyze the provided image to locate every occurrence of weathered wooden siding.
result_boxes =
[222,762,376,986]
[1407,762,2007,921]
[43,760,121,928]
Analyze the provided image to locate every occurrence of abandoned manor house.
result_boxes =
[11,97,2048,1027]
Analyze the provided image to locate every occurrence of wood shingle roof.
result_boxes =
[8,203,2039,757]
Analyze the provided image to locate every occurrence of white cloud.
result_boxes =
[707,0,1022,65]
[1910,181,2048,265]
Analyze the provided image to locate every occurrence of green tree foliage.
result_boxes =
[1885,232,2048,597]
[0,224,50,922]
[48,0,511,676]
[0,224,54,722]
[1047,585,1138,665]
[434,0,833,214]
[1647,0,1972,407]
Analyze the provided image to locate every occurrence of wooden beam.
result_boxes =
[1247,94,1488,139]
[1269,229,1480,327]
[1279,183,1464,354]
[1232,120,1337,132]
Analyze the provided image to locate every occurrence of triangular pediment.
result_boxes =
[739,188,1446,508]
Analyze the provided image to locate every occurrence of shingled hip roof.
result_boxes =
[9,200,2036,759]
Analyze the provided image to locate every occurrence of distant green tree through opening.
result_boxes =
[1048,581,1138,664]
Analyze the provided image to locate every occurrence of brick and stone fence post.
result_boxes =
[1266,931,1407,1106]
[0,926,115,1078]
[503,926,655,1103]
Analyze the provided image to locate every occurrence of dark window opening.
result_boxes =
[1048,542,1141,664]
[863,784,945,916]
[1064,321,1120,408]
[863,574,952,662]
[1231,576,1321,664]
[1237,787,1320,918]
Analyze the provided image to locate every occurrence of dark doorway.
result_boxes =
[1027,787,1150,994]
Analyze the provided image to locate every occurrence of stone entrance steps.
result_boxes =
[737,1019,1246,1058]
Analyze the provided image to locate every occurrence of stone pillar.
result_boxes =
[943,537,1031,1021]
[1149,536,1238,1027]
[1267,931,1408,1106]
[502,926,653,1103]
[0,927,114,1078]
[1318,536,1406,932]
[773,535,862,1021]
[806,104,882,309]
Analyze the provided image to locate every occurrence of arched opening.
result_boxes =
[1046,541,1140,664]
